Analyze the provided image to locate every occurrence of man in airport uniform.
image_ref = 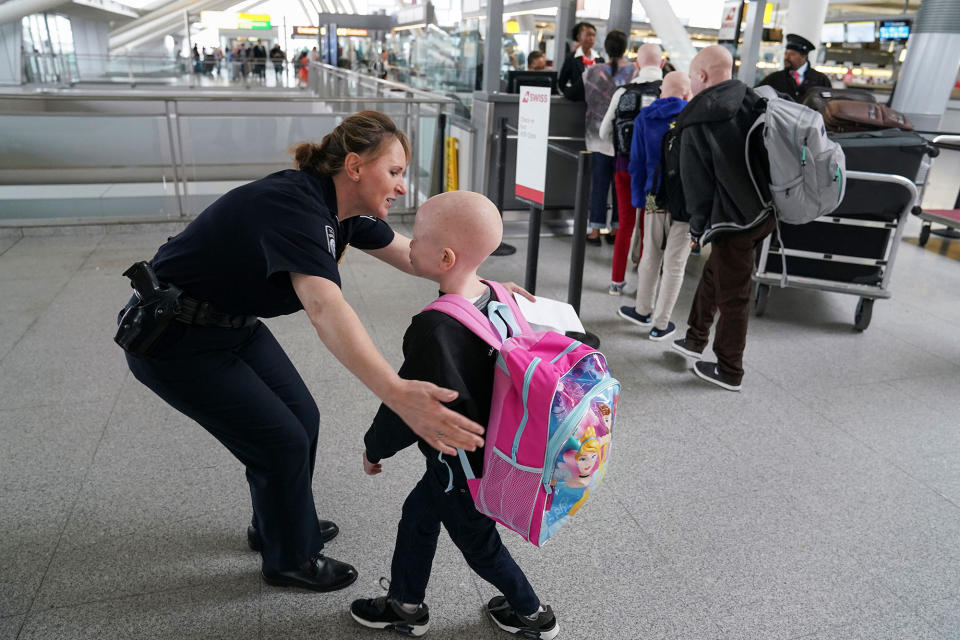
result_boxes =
[756,33,831,102]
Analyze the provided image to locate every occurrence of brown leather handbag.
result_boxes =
[822,100,914,133]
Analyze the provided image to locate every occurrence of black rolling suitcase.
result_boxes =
[832,130,932,218]
[762,129,933,285]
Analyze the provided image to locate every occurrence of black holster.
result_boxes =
[114,261,183,356]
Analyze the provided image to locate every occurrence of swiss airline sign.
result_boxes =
[514,85,551,205]
[718,1,740,40]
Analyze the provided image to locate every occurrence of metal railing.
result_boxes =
[0,64,475,225]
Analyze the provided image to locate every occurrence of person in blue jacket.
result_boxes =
[617,71,693,341]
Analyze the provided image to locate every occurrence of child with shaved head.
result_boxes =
[618,70,692,341]
[670,45,776,391]
[351,191,558,639]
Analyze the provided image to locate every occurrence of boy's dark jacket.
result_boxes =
[628,96,688,209]
[364,292,499,489]
[675,79,771,244]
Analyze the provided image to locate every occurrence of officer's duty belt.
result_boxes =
[175,296,258,329]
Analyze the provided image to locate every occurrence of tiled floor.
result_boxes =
[1,216,958,639]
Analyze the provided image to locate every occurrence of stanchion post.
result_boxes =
[567,151,592,313]
[566,151,600,348]
[492,116,517,256]
[524,204,542,295]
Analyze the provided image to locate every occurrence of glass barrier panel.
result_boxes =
[0,115,180,221]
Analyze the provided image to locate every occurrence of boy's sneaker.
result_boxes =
[486,596,559,640]
[351,596,430,637]
[693,361,742,392]
[672,338,703,359]
[649,322,676,341]
[617,306,652,327]
[608,281,627,296]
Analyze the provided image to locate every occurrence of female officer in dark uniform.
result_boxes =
[117,111,503,593]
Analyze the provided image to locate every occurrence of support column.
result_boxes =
[553,0,575,69]
[606,0,632,39]
[891,0,960,131]
[482,0,504,93]
[637,0,697,71]
[0,21,23,84]
[784,0,829,53]
[182,10,190,58]
[71,17,110,80]
[736,0,765,85]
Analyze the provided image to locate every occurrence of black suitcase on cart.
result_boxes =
[761,130,932,284]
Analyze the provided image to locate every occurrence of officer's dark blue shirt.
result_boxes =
[152,169,394,317]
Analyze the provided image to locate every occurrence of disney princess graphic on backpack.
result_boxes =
[542,403,613,539]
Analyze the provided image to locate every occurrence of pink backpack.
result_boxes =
[424,281,620,546]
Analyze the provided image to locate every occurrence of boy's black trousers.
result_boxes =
[125,321,324,572]
[388,463,540,616]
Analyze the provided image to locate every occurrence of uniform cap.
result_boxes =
[785,33,815,55]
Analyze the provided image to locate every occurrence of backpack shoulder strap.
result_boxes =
[484,281,533,335]
[423,295,504,350]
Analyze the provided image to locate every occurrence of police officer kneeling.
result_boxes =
[115,111,488,592]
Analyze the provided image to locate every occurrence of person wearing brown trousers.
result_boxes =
[669,46,774,392]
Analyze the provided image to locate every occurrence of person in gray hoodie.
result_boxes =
[669,45,775,392]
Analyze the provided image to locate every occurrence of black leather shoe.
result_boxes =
[261,553,358,592]
[247,520,339,552]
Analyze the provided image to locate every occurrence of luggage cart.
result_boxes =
[753,171,918,331]
[916,135,960,247]
[752,129,936,332]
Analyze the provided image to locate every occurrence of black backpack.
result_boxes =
[613,81,661,155]
[652,124,688,222]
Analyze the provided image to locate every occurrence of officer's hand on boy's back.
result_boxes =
[363,451,382,475]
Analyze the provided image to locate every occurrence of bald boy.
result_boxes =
[619,70,692,341]
[354,191,558,638]
[670,45,776,391]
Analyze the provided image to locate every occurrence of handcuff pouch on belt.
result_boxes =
[114,261,183,356]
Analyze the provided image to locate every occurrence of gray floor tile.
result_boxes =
[810,376,960,467]
[0,541,56,617]
[0,401,113,493]
[0,484,78,552]
[917,594,960,638]
[2,225,959,639]
[795,613,945,640]
[57,455,251,552]
[32,515,260,609]
[0,236,103,282]
[0,616,25,640]
[17,577,259,640]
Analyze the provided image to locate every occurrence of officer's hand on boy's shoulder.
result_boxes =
[363,451,382,476]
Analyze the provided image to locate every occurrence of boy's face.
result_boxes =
[409,210,446,279]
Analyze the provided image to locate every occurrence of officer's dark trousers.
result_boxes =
[125,321,323,572]
[685,215,777,384]
[388,464,540,616]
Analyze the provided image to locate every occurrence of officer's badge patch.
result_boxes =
[325,225,337,258]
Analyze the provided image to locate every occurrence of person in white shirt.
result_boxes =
[598,44,664,295]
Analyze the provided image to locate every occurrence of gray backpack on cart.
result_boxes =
[747,85,847,226]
